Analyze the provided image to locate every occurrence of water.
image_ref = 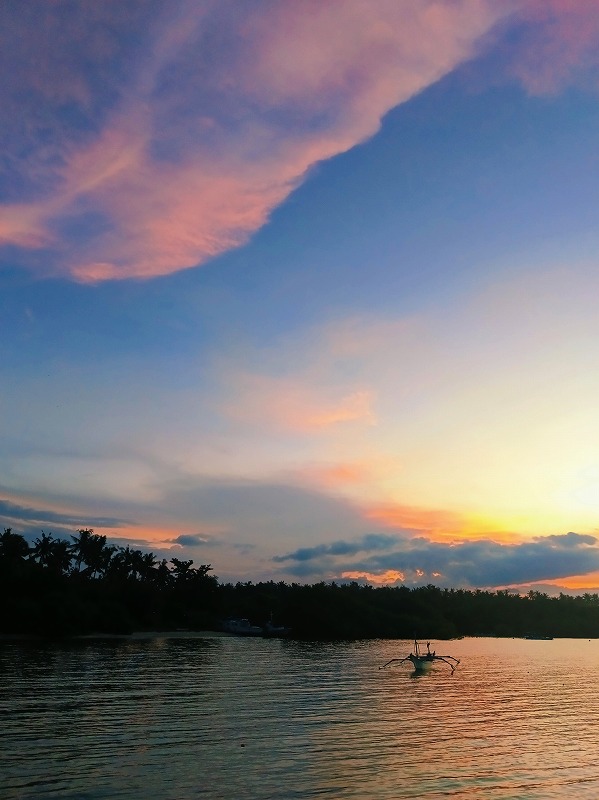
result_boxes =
[2,635,599,799]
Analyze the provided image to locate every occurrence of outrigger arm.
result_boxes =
[433,655,460,672]
[379,657,410,669]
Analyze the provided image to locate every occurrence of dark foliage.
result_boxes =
[2,528,599,639]
[0,528,218,636]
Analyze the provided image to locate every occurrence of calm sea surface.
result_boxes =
[2,635,599,799]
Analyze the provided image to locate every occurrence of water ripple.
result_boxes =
[3,636,599,798]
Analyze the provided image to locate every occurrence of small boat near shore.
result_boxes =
[221,616,292,638]
[262,620,292,638]
[380,640,460,673]
[222,618,263,636]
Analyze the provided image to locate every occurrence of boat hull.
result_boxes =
[222,618,263,636]
[409,655,434,671]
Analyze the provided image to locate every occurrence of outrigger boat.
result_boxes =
[380,640,460,673]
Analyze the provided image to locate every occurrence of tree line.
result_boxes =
[0,527,218,636]
[2,527,599,639]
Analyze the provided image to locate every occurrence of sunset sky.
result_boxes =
[2,0,599,592]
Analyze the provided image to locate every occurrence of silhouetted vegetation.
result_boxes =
[3,527,599,639]
[0,528,218,636]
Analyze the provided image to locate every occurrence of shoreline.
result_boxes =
[0,629,229,641]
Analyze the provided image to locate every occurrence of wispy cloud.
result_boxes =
[0,496,130,531]
[0,0,506,281]
[223,374,377,433]
[365,503,471,539]
[503,0,599,95]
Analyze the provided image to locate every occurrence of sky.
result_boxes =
[2,0,599,593]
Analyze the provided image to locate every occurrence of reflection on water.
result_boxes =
[3,635,599,799]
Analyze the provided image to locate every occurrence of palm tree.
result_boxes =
[96,544,116,578]
[170,557,194,583]
[154,558,172,588]
[70,528,95,573]
[70,528,111,577]
[127,548,147,581]
[138,551,157,582]
[45,538,73,576]
[85,534,111,578]
[107,545,135,580]
[0,528,29,560]
[30,531,56,567]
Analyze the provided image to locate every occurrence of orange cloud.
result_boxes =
[95,523,222,549]
[366,501,521,543]
[537,570,599,592]
[341,569,405,585]
[0,1,506,281]
[366,502,466,536]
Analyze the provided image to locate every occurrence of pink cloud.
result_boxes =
[0,205,51,248]
[224,372,377,433]
[299,461,385,490]
[286,455,409,498]
[0,1,506,281]
[503,0,599,94]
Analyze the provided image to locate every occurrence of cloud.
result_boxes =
[274,530,599,588]
[0,496,130,530]
[223,374,377,433]
[342,569,408,586]
[153,477,374,546]
[0,493,142,548]
[365,503,471,539]
[507,581,599,598]
[216,264,599,536]
[501,0,599,94]
[273,533,401,563]
[167,533,214,547]
[538,531,597,548]
[4,459,598,590]
[0,0,506,281]
[4,261,599,581]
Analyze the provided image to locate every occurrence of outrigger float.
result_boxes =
[380,640,460,673]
